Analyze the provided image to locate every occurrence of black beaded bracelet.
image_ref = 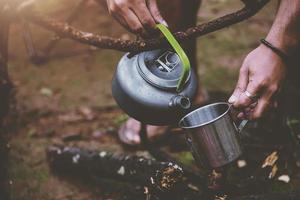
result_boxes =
[260,39,289,64]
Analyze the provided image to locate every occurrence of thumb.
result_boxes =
[228,67,248,104]
[147,0,168,26]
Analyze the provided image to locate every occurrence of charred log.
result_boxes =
[46,146,198,198]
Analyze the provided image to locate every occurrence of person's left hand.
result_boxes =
[228,44,287,120]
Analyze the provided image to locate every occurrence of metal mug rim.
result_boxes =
[178,102,231,129]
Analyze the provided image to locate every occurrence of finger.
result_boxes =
[249,101,258,109]
[131,3,157,34]
[111,12,131,31]
[234,79,264,109]
[237,97,258,119]
[147,0,168,26]
[248,98,271,120]
[247,82,279,119]
[109,5,143,35]
[123,9,147,36]
[237,112,245,119]
[107,1,131,29]
[245,107,252,113]
[229,66,248,104]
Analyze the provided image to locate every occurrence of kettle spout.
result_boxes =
[169,95,191,110]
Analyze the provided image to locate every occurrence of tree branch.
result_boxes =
[20,0,270,53]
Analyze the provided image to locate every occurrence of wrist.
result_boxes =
[266,30,300,56]
[260,39,289,64]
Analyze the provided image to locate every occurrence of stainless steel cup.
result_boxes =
[179,102,248,168]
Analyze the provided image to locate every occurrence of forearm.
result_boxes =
[266,0,300,55]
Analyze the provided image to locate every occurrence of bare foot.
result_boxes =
[118,87,209,146]
[118,118,168,145]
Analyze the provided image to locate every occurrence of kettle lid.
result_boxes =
[137,50,191,90]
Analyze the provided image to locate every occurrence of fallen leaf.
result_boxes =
[78,106,95,120]
[187,183,199,191]
[27,128,37,138]
[117,166,125,175]
[278,174,290,183]
[59,112,83,122]
[214,194,228,200]
[237,160,247,168]
[40,87,53,97]
[268,164,278,179]
[262,151,278,168]
[92,130,106,139]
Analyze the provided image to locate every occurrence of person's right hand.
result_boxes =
[106,0,167,38]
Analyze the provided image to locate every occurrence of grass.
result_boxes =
[176,151,196,167]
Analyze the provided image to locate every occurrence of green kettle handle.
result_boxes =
[156,24,191,92]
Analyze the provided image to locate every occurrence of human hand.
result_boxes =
[228,44,287,120]
[106,0,167,38]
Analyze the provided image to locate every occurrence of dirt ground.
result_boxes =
[4,0,300,199]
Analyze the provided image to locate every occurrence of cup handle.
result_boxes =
[237,120,248,133]
[229,103,249,133]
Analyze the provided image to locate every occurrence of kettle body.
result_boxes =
[112,50,198,125]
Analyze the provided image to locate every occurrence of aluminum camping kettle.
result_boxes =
[112,24,197,125]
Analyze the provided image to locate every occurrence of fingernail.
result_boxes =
[161,20,168,27]
[133,134,140,143]
[126,132,134,141]
[127,132,140,143]
[228,95,237,103]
